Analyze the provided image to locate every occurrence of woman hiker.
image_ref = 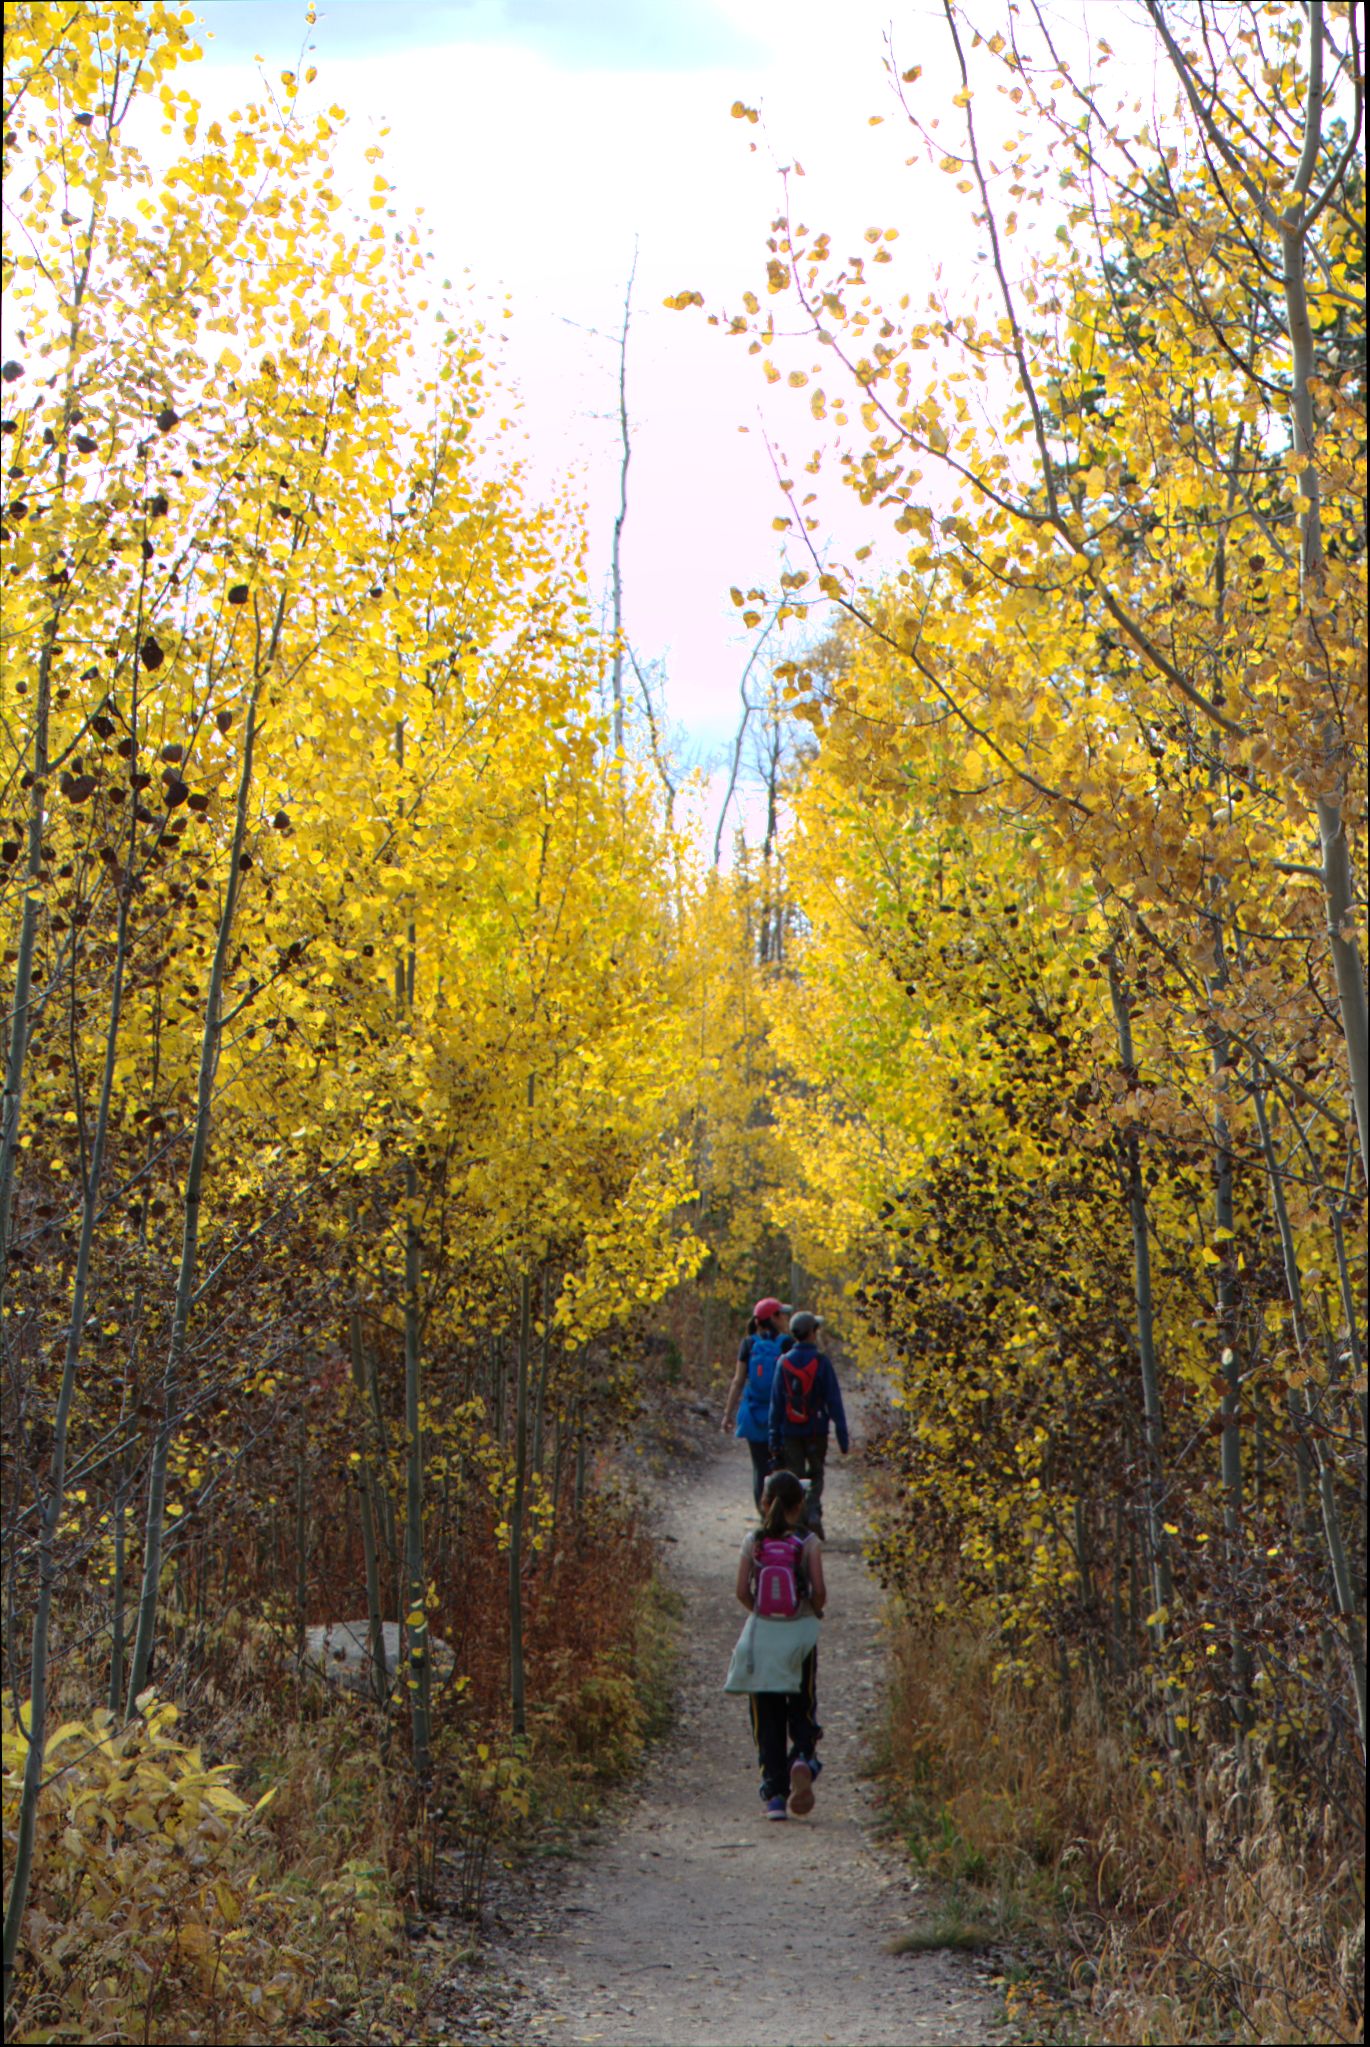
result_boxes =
[720,1297,792,1510]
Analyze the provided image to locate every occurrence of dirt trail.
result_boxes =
[497,1403,1006,2047]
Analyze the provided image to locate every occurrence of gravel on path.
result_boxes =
[485,1401,1007,2047]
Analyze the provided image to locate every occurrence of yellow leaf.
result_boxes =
[205,1785,250,1816]
[45,1721,90,1758]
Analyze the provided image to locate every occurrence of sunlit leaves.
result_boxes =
[731,0,1366,1780]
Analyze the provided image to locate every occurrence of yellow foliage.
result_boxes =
[2,1697,324,2043]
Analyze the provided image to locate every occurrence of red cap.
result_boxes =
[753,1297,783,1322]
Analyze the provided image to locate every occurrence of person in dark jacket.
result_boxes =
[767,1311,848,1539]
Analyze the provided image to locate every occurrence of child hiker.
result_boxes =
[768,1309,848,1542]
[723,1469,826,1820]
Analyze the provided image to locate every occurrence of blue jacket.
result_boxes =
[735,1331,791,1444]
[769,1343,849,1453]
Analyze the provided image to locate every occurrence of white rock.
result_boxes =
[302,1619,456,1698]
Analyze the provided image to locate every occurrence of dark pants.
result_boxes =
[748,1650,821,1801]
[778,1433,828,1529]
[746,1439,772,1511]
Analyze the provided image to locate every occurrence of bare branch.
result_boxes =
[713,613,779,867]
[609,242,637,760]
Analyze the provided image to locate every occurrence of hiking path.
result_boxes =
[486,1397,1007,2047]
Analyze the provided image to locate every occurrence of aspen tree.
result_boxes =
[1105,948,1174,1659]
[348,1300,390,1706]
[508,1261,532,1739]
[1148,0,1369,1174]
[1251,1085,1367,1746]
[125,665,263,1710]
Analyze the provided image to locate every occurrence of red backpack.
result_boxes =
[780,1354,822,1428]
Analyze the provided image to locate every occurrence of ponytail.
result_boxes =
[759,1469,805,1538]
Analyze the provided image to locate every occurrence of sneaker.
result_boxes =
[788,1760,815,1815]
[764,1795,789,1821]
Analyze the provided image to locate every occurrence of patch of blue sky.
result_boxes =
[193,0,765,72]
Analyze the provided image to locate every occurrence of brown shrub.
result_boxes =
[881,1619,1364,2045]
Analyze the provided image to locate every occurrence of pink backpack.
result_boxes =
[753,1532,806,1618]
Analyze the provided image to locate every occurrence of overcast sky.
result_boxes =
[159,0,1182,853]
[179,1,1013,769]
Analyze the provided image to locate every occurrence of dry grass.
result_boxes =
[879,1619,1365,2046]
[888,1911,1000,1955]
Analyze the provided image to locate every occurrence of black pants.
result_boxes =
[748,1649,821,1801]
[778,1433,828,1528]
[746,1438,772,1511]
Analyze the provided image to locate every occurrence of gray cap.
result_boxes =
[789,1310,822,1341]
